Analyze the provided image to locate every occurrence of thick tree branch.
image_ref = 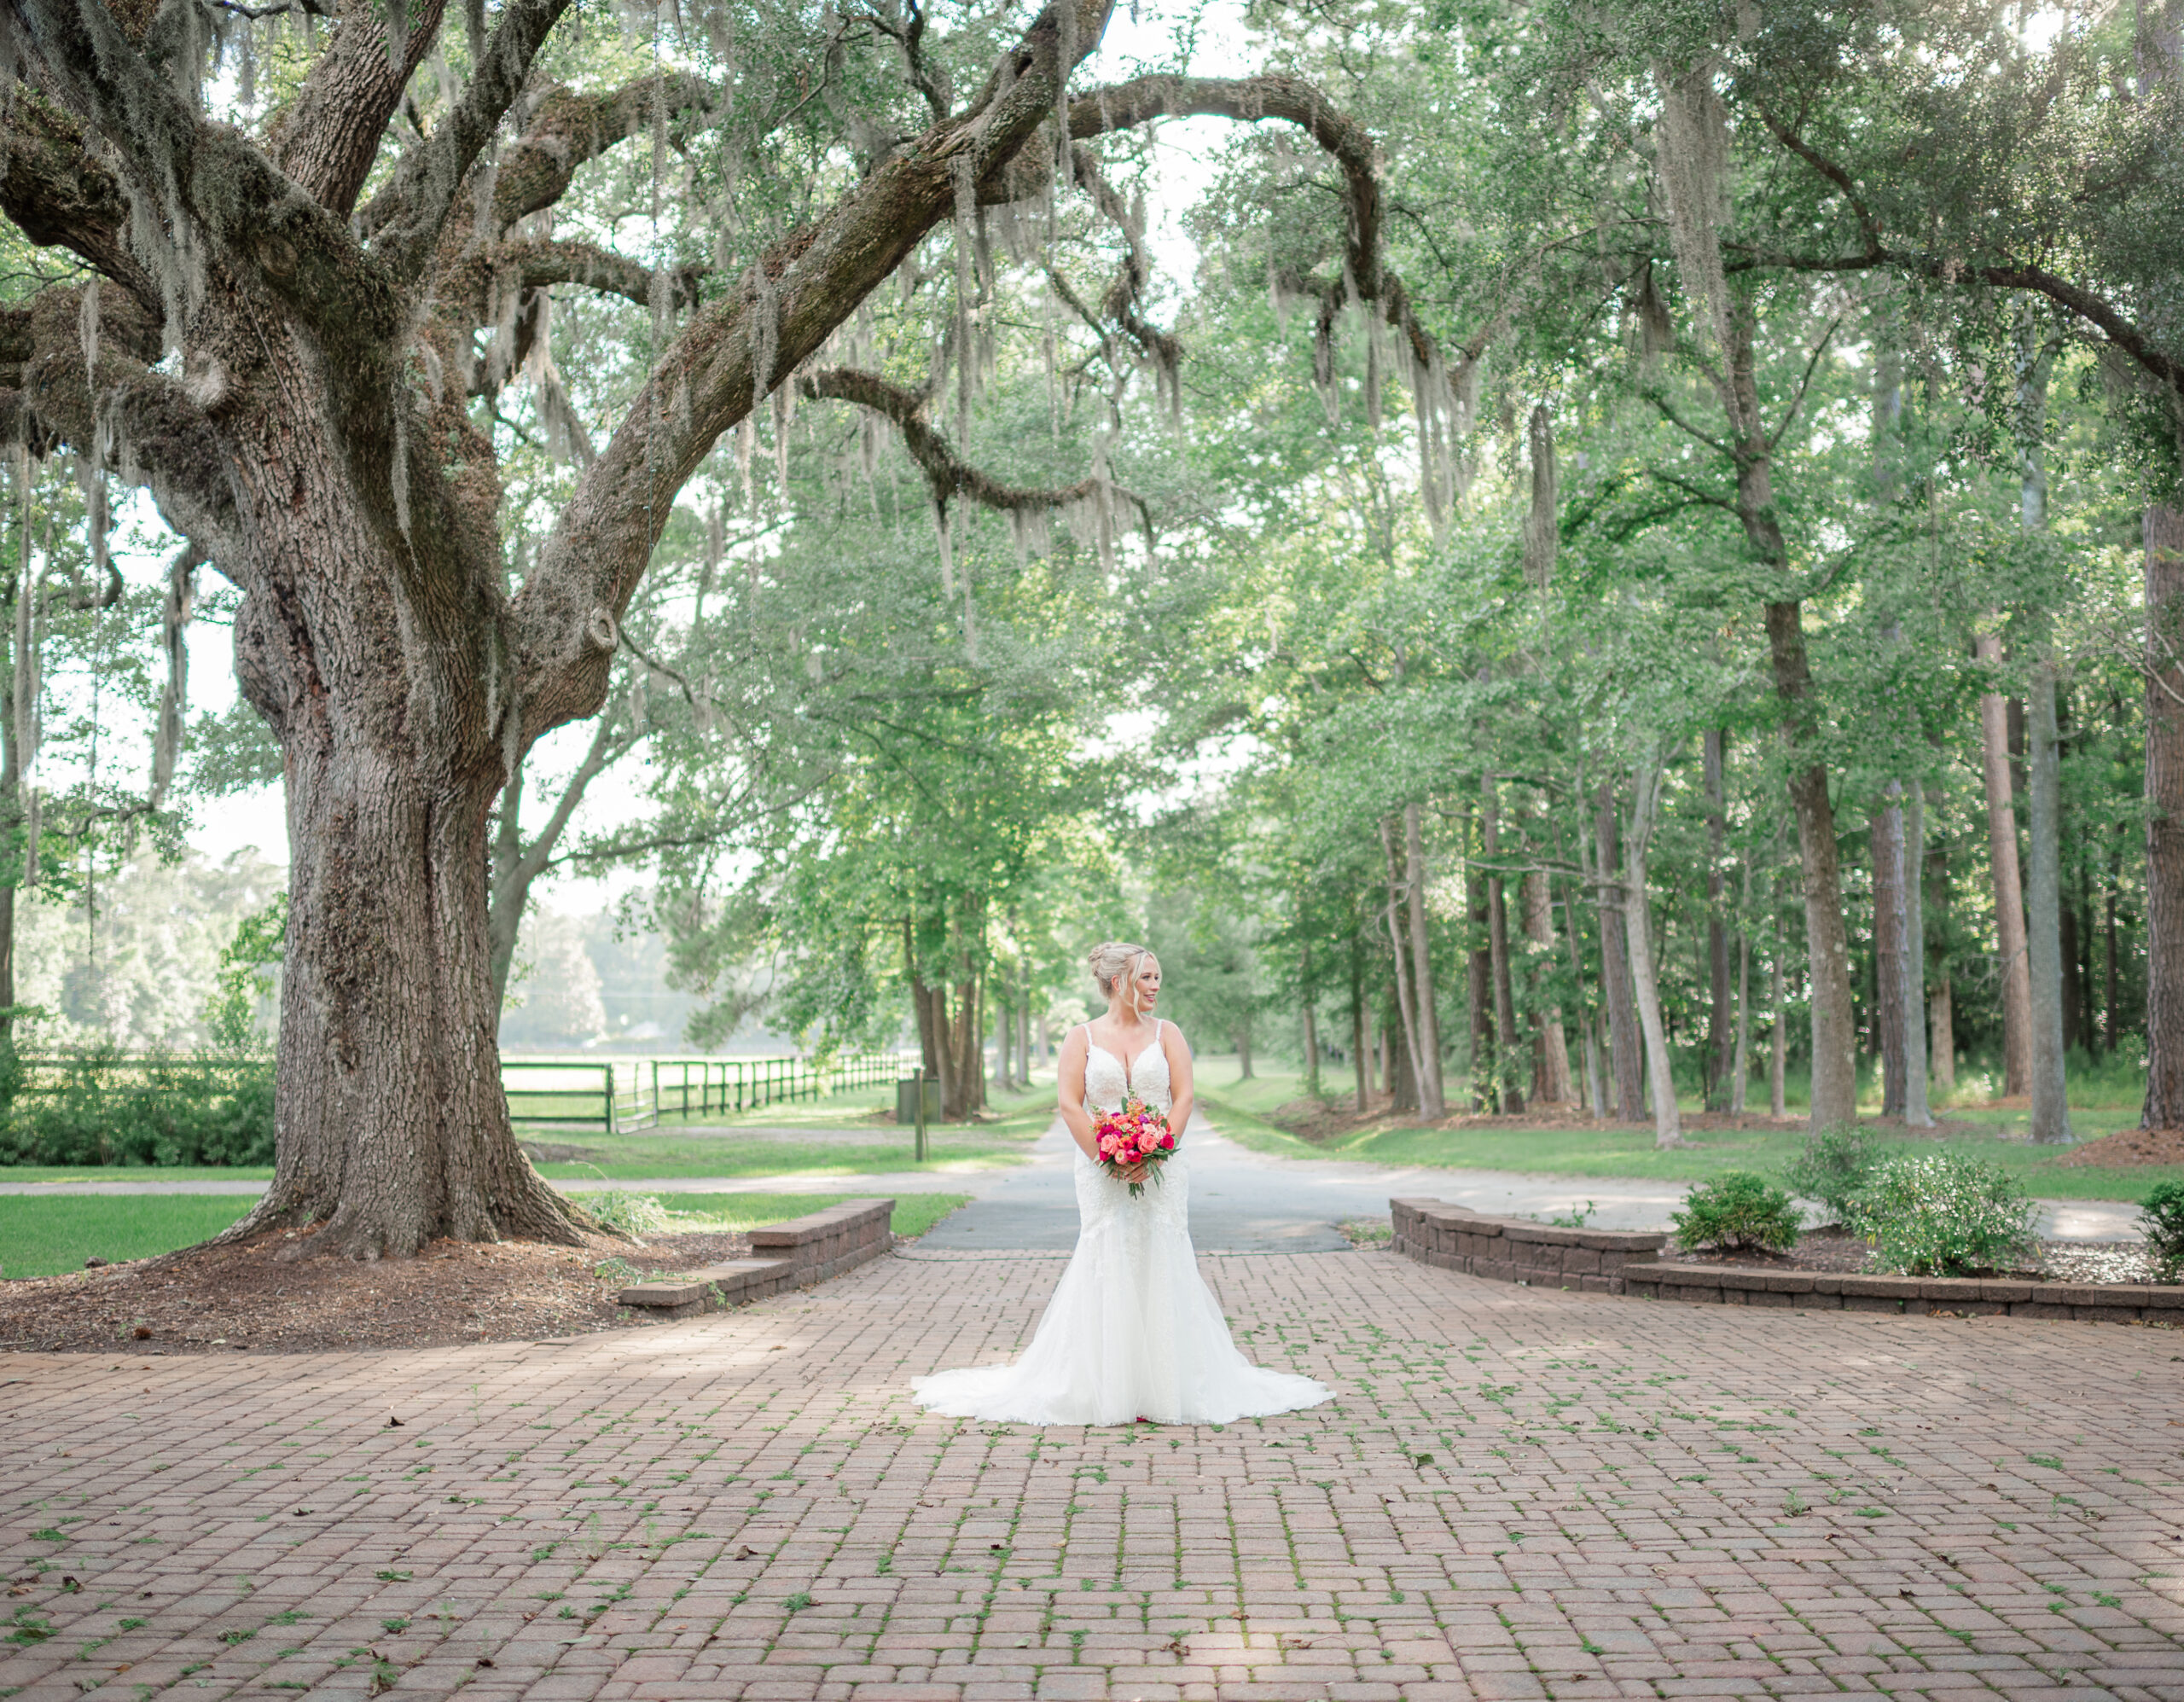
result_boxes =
[0,93,160,311]
[364,0,578,279]
[509,0,1121,743]
[799,366,1114,513]
[264,0,451,215]
[3,0,399,364]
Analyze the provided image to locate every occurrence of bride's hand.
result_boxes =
[1119,1160,1150,1183]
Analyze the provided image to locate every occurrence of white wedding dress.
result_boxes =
[911,1021,1332,1426]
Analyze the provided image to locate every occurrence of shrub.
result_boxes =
[1779,1125,1878,1223]
[2137,1181,2184,1282]
[1849,1151,2038,1276]
[0,1048,276,1167]
[1671,1172,1803,1253]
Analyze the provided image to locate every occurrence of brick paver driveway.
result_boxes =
[3,1246,2182,1701]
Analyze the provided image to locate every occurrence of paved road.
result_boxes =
[0,1115,2148,1241]
[7,1238,2183,1699]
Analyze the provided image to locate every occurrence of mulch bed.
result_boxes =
[0,1222,766,1356]
[2058,1126,2184,1168]
[1658,1226,2168,1286]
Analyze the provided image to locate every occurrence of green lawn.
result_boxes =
[0,1194,257,1279]
[1194,1081,2175,1205]
[0,1190,971,1280]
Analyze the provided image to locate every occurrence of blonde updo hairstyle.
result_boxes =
[1088,940,1158,1013]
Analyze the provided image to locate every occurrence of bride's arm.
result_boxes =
[1057,1028,1100,1161]
[1164,1023,1194,1141]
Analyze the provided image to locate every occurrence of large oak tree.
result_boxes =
[0,0,1442,1253]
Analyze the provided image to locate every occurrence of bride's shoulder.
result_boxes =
[1156,1018,1191,1054]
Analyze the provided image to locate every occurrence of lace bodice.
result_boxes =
[1083,1021,1172,1115]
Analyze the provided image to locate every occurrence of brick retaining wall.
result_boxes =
[613,1198,896,1319]
[1621,1258,2184,1324]
[1390,1194,2184,1327]
[1390,1196,1666,1294]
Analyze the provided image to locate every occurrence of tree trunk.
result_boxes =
[1466,846,1494,1112]
[1926,796,1955,1095]
[2106,826,2123,1056]
[1704,729,1733,1110]
[1403,803,1448,1117]
[1236,1018,1254,1081]
[1350,927,1368,1112]
[1481,780,1524,1113]
[1769,940,1789,1121]
[1929,979,1955,1096]
[995,992,1013,1094]
[1594,784,1644,1121]
[930,983,957,1118]
[1873,797,1909,1119]
[241,748,583,1258]
[1303,1002,1320,1096]
[2148,503,2184,1128]
[1623,758,1685,1147]
[1977,633,2035,1098]
[2026,662,2073,1141]
[916,973,943,1080]
[1523,868,1575,1104]
[1560,874,1604,1116]
[1388,998,1417,1111]
[1732,926,1751,1116]
[1902,781,1933,1127]
[1380,816,1432,1116]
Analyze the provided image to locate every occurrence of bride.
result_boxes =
[911,941,1332,1426]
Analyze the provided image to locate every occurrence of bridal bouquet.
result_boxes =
[1093,1098,1175,1197]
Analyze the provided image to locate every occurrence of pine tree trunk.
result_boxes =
[1403,803,1448,1117]
[1902,782,1933,1127]
[1303,1002,1320,1097]
[1926,795,1955,1095]
[1236,1018,1254,1081]
[1560,874,1604,1116]
[2147,507,2184,1129]
[1977,633,2036,1097]
[1594,784,1644,1122]
[1523,868,1575,1103]
[1704,729,1733,1110]
[1480,781,1524,1114]
[1930,979,1955,1095]
[2027,663,2073,1141]
[1732,926,1751,1115]
[1873,798,1909,1119]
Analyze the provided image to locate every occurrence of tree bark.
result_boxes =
[2026,662,2073,1141]
[1593,784,1644,1121]
[1769,867,1790,1119]
[1303,1001,1320,1095]
[1902,781,1933,1127]
[1522,868,1575,1104]
[1236,1018,1254,1081]
[1560,874,1604,1116]
[1403,802,1448,1117]
[1623,758,1685,1147]
[1873,796,1909,1119]
[2106,826,2123,1056]
[1380,815,1432,1118]
[2147,503,2184,1127]
[1350,927,1368,1112]
[1466,845,1494,1112]
[1976,632,2035,1098]
[1480,781,1523,1113]
[1929,978,1955,1095]
[1704,729,1733,1110]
